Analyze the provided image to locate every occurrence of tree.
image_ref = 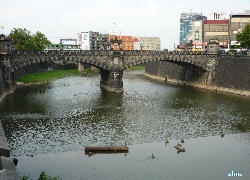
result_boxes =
[236,24,250,48]
[32,31,51,50]
[8,28,51,50]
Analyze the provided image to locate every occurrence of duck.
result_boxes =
[165,138,169,144]
[152,154,155,159]
[181,138,185,143]
[221,133,224,138]
[87,151,95,156]
[13,158,18,166]
[174,144,185,152]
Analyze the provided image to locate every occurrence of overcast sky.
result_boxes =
[0,0,249,49]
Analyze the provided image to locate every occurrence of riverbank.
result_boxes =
[17,69,81,84]
[145,73,250,97]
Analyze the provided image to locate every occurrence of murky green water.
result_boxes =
[0,70,250,179]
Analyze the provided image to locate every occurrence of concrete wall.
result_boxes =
[145,56,250,96]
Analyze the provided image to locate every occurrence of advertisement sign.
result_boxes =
[81,33,90,50]
[194,30,199,40]
[60,39,76,45]
[210,12,229,20]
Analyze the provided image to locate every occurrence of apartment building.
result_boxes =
[179,12,207,46]
[109,35,141,50]
[77,31,108,50]
[137,36,161,50]
[230,10,250,47]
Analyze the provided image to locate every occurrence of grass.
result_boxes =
[17,69,85,83]
[17,66,144,84]
[18,69,80,83]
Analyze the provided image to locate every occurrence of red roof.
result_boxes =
[204,20,229,24]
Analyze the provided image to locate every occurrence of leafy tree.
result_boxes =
[8,28,51,50]
[236,24,250,48]
[32,31,51,50]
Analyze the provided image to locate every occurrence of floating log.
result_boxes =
[85,146,129,154]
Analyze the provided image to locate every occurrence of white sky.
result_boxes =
[0,0,249,49]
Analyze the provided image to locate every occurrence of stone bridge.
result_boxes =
[1,50,218,92]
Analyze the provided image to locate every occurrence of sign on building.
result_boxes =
[60,39,76,45]
[194,30,199,40]
[81,33,90,50]
[210,13,229,20]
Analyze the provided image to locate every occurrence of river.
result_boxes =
[0,70,250,180]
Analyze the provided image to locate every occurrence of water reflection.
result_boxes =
[0,70,250,157]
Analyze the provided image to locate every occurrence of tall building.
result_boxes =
[137,36,161,50]
[179,12,207,46]
[77,31,108,50]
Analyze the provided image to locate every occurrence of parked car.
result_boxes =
[219,47,225,54]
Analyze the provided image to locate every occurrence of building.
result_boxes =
[179,12,207,46]
[0,34,16,54]
[203,19,230,48]
[137,36,161,50]
[77,31,108,50]
[186,20,204,48]
[230,10,250,47]
[181,10,250,49]
[187,19,230,49]
[109,35,141,50]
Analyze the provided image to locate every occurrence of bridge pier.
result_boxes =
[100,65,123,93]
[78,62,85,72]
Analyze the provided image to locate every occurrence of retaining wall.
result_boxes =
[145,56,250,96]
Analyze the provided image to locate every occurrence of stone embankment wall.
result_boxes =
[0,65,8,102]
[145,56,250,96]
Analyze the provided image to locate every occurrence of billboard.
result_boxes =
[81,33,90,50]
[210,12,229,20]
[60,39,76,45]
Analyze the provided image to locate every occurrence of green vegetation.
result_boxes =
[127,65,145,70]
[17,69,81,83]
[236,24,250,48]
[8,28,51,50]
[21,171,62,180]
[17,66,143,84]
